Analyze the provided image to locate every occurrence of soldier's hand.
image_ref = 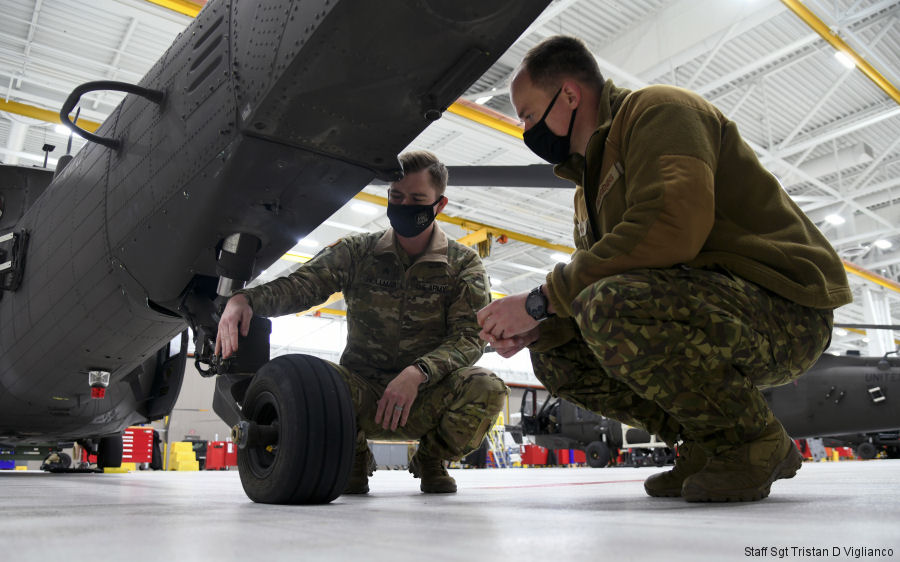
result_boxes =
[375,366,424,431]
[489,327,540,358]
[477,292,538,342]
[215,294,253,359]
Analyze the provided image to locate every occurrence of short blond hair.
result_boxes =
[397,150,448,197]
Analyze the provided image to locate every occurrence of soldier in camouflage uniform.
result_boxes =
[217,150,507,495]
[478,36,852,502]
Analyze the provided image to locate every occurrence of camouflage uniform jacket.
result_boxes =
[543,79,852,320]
[234,224,490,385]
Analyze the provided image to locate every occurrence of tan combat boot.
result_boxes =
[343,445,376,495]
[644,442,708,497]
[681,418,802,502]
[408,451,457,493]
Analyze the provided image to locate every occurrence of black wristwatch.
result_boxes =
[525,286,550,321]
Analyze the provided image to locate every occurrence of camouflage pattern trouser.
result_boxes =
[531,266,833,455]
[330,363,508,461]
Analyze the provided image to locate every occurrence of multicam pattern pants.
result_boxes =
[531,266,833,455]
[330,363,508,460]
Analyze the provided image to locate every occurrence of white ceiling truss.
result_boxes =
[1,0,898,357]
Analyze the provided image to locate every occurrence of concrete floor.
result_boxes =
[2,461,898,562]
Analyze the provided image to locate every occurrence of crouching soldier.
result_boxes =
[217,150,507,494]
[478,36,851,502]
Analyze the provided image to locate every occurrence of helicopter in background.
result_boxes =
[520,349,900,466]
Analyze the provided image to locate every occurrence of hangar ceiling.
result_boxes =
[1,0,899,358]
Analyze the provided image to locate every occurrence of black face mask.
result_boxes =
[523,87,577,164]
[387,198,442,238]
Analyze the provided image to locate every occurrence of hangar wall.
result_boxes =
[155,362,231,446]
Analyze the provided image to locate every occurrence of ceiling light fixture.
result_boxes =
[824,214,846,225]
[873,239,892,250]
[474,96,493,105]
[834,50,856,69]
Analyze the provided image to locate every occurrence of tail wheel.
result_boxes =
[237,354,355,504]
[40,451,72,472]
[585,440,611,468]
[856,442,878,460]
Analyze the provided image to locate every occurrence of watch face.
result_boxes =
[526,290,546,320]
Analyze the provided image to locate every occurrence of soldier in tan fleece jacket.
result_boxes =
[477,35,851,502]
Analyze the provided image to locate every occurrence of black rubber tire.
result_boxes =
[585,441,611,468]
[40,451,73,471]
[97,435,123,468]
[237,354,355,504]
[57,452,72,469]
[856,442,878,460]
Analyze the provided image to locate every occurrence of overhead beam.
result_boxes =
[766,107,900,161]
[456,227,492,248]
[776,68,854,151]
[596,0,786,80]
[17,0,45,89]
[685,21,741,90]
[830,226,899,248]
[0,98,101,132]
[93,17,140,110]
[698,34,819,96]
[841,18,899,85]
[699,2,898,98]
[0,31,146,82]
[748,139,895,230]
[144,0,204,17]
[780,0,900,106]
[487,0,580,70]
[447,99,522,140]
[863,254,900,272]
[846,134,900,193]
[369,164,570,189]
[844,260,900,295]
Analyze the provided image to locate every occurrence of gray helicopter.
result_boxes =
[0,0,550,503]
